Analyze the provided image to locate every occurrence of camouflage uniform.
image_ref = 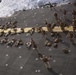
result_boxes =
[63,9,67,20]
[66,32,75,45]
[72,19,76,37]
[72,10,76,19]
[60,22,65,31]
[40,55,51,69]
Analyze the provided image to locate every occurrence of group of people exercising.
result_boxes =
[0,4,76,70]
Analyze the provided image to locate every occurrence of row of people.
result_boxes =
[44,18,76,35]
[0,21,17,29]
[0,28,24,37]
[0,37,23,47]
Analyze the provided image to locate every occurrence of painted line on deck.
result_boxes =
[0,26,73,33]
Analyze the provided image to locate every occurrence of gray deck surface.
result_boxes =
[0,4,76,75]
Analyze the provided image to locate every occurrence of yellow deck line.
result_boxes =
[0,26,73,33]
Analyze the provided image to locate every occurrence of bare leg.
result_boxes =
[47,62,51,68]
[44,62,48,68]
